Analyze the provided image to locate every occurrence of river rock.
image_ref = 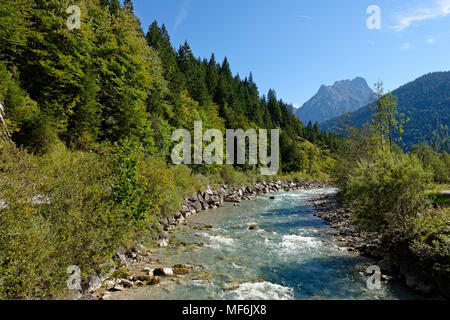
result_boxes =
[104,280,116,290]
[174,211,183,219]
[223,281,240,291]
[205,186,214,195]
[116,251,127,267]
[87,274,102,293]
[153,267,175,276]
[111,284,124,292]
[201,201,209,210]
[120,279,133,288]
[176,216,186,224]
[157,239,169,247]
[225,194,241,203]
[181,205,190,215]
[191,201,203,212]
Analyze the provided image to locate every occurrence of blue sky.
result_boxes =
[129,0,450,108]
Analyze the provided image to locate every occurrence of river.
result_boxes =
[114,188,421,300]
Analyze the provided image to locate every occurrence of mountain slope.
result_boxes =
[321,72,450,151]
[296,77,372,124]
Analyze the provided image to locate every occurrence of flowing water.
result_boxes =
[117,188,421,300]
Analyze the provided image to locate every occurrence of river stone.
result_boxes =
[205,186,214,195]
[191,201,203,212]
[190,193,199,202]
[120,279,133,288]
[181,205,190,214]
[87,274,102,293]
[203,193,212,203]
[111,284,124,292]
[210,195,220,204]
[104,280,116,290]
[116,251,127,267]
[223,281,240,291]
[177,216,186,224]
[153,267,175,276]
[159,240,169,247]
[174,211,183,219]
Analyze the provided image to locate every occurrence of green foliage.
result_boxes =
[0,62,52,151]
[108,139,151,224]
[0,141,128,299]
[410,207,450,276]
[369,81,406,152]
[342,151,432,241]
[334,94,450,290]
[410,143,450,184]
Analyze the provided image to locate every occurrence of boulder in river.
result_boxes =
[153,267,175,276]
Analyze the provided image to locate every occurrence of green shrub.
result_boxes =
[411,143,450,184]
[0,140,156,299]
[342,151,432,241]
[107,139,151,224]
[410,207,450,275]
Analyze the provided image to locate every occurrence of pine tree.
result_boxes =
[124,0,134,11]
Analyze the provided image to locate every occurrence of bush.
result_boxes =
[410,143,450,184]
[341,151,432,241]
[0,140,159,299]
[410,207,450,279]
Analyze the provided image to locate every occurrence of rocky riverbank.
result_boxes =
[77,180,332,300]
[311,192,447,299]
[156,180,332,247]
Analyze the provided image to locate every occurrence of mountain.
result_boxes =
[290,106,299,114]
[321,72,450,151]
[296,77,372,124]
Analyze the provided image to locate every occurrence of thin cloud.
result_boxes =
[399,42,412,50]
[174,0,191,32]
[390,0,450,31]
[427,36,436,44]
